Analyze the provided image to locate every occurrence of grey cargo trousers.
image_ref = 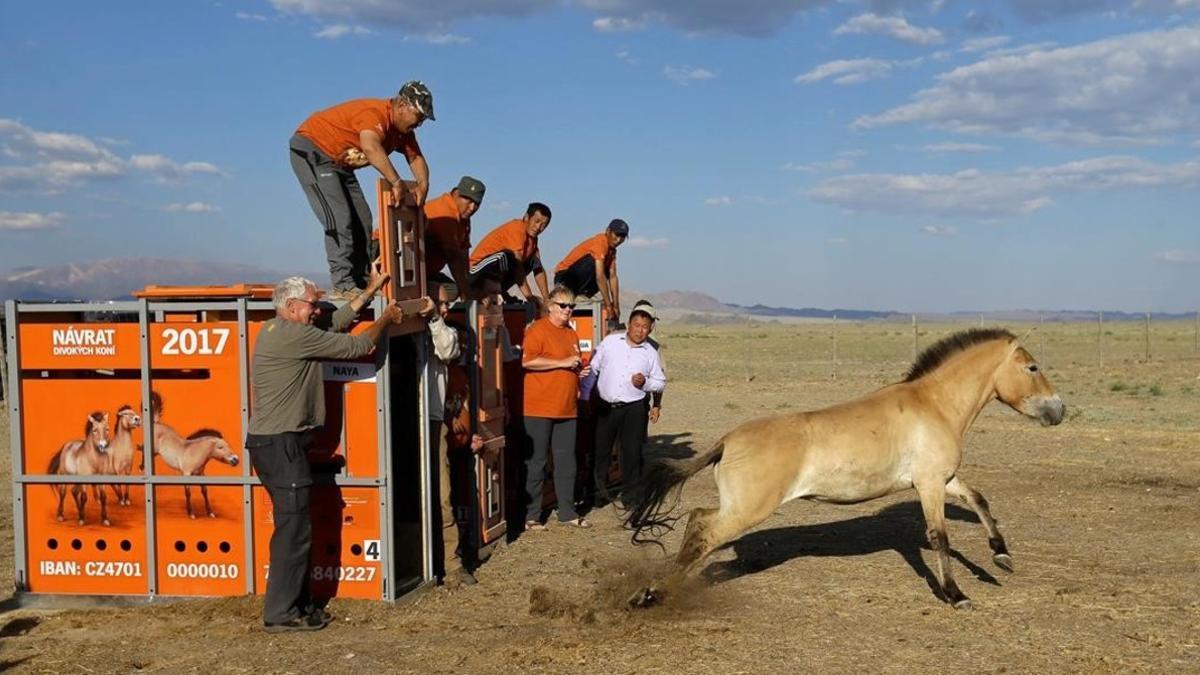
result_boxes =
[289,134,375,292]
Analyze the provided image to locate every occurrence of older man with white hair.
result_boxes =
[245,268,422,633]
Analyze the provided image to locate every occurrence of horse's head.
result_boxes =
[116,405,142,430]
[994,340,1065,426]
[212,438,240,467]
[87,411,111,452]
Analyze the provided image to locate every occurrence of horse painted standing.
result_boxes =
[49,411,113,526]
[149,393,240,518]
[105,405,142,506]
[625,328,1065,609]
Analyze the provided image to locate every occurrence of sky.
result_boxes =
[1,0,1198,313]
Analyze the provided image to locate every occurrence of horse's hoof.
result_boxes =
[993,553,1014,573]
[77,520,85,526]
[628,587,661,608]
[207,512,217,519]
[188,513,196,520]
[56,516,64,522]
[953,598,974,610]
[102,520,111,527]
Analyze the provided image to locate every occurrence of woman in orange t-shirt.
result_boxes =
[521,285,592,529]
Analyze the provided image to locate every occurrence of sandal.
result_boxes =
[525,520,548,531]
[563,517,592,529]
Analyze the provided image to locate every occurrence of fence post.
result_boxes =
[832,313,839,380]
[1144,312,1151,362]
[1039,313,1045,364]
[1194,310,1198,354]
[979,313,984,328]
[912,314,918,361]
[1098,311,1104,369]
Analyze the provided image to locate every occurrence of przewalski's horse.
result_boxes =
[625,328,1065,610]
[48,411,113,526]
[150,392,240,518]
[105,405,142,506]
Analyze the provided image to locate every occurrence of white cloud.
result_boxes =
[593,16,646,32]
[0,210,64,231]
[834,13,944,45]
[627,236,668,248]
[0,119,224,192]
[235,11,269,21]
[314,24,373,39]
[783,151,862,173]
[166,202,221,213]
[959,35,1010,53]
[615,50,638,65]
[664,65,716,85]
[485,200,512,212]
[407,32,470,44]
[855,25,1200,145]
[810,155,1200,218]
[921,142,999,153]
[795,58,894,85]
[704,195,734,206]
[920,225,958,236]
[271,0,557,34]
[1156,249,1200,264]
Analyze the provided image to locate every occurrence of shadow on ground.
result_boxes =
[703,501,1001,602]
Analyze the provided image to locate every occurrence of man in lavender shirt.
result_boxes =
[589,305,667,505]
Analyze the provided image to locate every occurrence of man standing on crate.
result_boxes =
[290,81,435,300]
[424,176,486,297]
[554,219,628,329]
[245,270,417,633]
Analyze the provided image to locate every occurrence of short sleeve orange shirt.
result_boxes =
[469,219,540,268]
[296,98,422,169]
[555,233,616,274]
[423,192,470,275]
[522,318,581,419]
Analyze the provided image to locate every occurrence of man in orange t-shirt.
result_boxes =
[468,202,552,307]
[554,219,628,322]
[289,81,434,298]
[424,176,485,298]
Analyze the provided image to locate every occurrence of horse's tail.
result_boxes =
[623,439,726,549]
[47,449,64,495]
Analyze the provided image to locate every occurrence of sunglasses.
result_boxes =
[290,297,320,309]
[552,301,576,310]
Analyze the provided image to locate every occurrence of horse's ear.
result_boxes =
[1009,327,1036,357]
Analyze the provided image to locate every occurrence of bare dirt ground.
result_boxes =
[1,321,1198,673]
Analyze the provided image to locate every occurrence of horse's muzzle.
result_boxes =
[1037,396,1065,426]
[227,456,240,466]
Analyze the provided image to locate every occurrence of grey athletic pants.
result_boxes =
[288,134,374,292]
[523,417,579,523]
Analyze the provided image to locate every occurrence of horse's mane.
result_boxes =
[188,428,224,440]
[117,404,135,414]
[903,328,1016,382]
[85,410,106,435]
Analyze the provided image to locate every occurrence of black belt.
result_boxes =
[604,397,646,409]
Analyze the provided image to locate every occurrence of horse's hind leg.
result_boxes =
[184,485,195,519]
[635,506,763,606]
[916,480,971,609]
[946,476,1012,572]
[55,487,68,522]
[95,486,111,527]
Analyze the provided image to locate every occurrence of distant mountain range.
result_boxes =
[0,258,1192,321]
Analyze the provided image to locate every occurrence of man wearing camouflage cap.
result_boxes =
[424,176,485,299]
[290,81,436,299]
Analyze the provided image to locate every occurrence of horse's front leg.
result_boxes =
[916,478,971,609]
[56,486,68,522]
[200,484,215,518]
[95,485,111,527]
[184,484,195,519]
[946,476,1012,572]
[74,485,88,526]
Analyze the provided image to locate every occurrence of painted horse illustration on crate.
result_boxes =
[49,411,113,526]
[624,328,1065,610]
[105,405,142,506]
[150,392,241,519]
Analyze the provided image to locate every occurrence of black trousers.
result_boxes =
[246,431,314,625]
[554,255,599,297]
[593,397,648,500]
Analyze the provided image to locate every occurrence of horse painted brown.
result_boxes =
[625,328,1065,609]
[150,392,241,519]
[106,405,142,506]
[49,411,113,526]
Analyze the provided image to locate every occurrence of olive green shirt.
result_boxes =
[247,303,374,435]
